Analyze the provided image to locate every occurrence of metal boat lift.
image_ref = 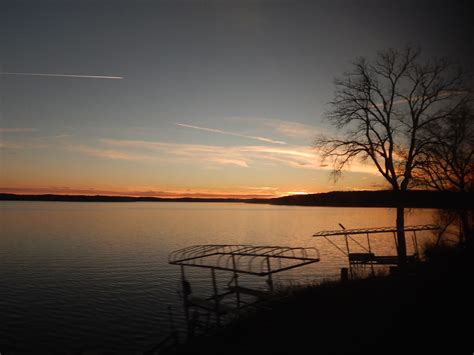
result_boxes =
[169,244,320,334]
[312,224,439,277]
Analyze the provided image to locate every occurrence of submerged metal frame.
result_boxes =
[169,244,320,334]
[312,224,438,277]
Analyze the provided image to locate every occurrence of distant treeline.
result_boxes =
[0,193,241,203]
[249,190,473,209]
[0,190,472,209]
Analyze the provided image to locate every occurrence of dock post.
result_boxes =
[231,255,241,308]
[340,267,349,282]
[180,265,191,336]
[367,233,375,276]
[266,257,274,292]
[339,223,353,278]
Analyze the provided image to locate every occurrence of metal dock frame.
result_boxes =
[168,244,320,336]
[312,224,439,278]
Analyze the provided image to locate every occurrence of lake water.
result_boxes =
[0,201,436,353]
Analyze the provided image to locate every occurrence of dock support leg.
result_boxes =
[367,233,375,277]
[180,266,191,336]
[211,268,220,326]
[339,224,353,279]
[266,257,274,292]
[231,255,241,308]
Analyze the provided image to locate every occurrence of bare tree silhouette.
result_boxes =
[415,104,474,247]
[315,46,470,264]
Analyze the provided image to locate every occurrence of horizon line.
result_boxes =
[1,189,432,200]
[0,191,277,200]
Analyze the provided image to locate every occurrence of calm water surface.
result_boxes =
[0,202,436,352]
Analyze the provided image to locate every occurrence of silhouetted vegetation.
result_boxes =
[314,45,471,264]
[415,104,474,248]
[171,246,473,355]
[251,190,473,209]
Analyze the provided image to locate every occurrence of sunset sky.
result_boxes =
[1,0,472,198]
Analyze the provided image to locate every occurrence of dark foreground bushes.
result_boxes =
[172,246,473,354]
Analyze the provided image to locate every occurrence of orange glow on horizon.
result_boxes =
[285,191,310,196]
[1,183,378,199]
[0,186,286,199]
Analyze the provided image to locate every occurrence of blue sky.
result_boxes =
[1,0,472,197]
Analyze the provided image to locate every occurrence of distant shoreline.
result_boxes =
[0,193,243,203]
[1,190,472,209]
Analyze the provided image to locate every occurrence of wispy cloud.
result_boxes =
[98,138,376,173]
[175,123,287,145]
[0,133,71,150]
[0,140,48,149]
[0,141,28,149]
[225,116,329,142]
[66,145,153,161]
[0,128,37,133]
[205,157,249,167]
[100,138,251,167]
[2,131,377,174]
[260,118,322,139]
[1,72,123,79]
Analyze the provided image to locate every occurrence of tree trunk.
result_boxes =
[460,209,473,250]
[396,205,407,265]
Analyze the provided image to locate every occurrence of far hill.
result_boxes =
[252,190,473,209]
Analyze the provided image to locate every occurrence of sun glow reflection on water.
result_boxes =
[0,202,436,352]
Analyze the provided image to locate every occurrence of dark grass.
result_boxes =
[171,246,474,354]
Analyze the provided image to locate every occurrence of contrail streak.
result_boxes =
[175,123,287,145]
[0,72,123,79]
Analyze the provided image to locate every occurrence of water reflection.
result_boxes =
[0,202,435,352]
